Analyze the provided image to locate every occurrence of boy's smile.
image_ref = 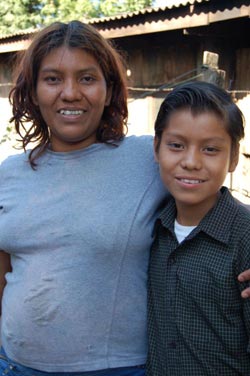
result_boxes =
[155,109,238,225]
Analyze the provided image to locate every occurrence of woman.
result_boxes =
[0,20,249,376]
[0,20,166,375]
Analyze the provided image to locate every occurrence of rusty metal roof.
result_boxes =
[0,0,211,40]
[0,0,248,51]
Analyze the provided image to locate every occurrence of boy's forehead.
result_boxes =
[163,110,230,139]
[166,108,224,124]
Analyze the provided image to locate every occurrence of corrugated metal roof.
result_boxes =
[88,0,210,24]
[0,0,248,46]
[0,0,210,39]
[0,29,36,41]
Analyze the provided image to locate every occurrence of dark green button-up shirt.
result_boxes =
[147,187,250,376]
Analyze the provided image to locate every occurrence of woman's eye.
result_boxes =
[44,76,60,83]
[81,75,95,83]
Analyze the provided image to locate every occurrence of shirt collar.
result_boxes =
[159,187,239,245]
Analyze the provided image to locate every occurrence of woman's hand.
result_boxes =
[238,270,250,298]
[0,251,11,315]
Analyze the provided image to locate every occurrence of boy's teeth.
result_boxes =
[60,110,83,115]
[181,179,201,184]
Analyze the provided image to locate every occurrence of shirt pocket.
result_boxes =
[176,275,247,353]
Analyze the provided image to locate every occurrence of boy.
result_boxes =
[147,81,250,375]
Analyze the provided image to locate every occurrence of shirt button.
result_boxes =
[169,256,176,265]
[168,341,177,349]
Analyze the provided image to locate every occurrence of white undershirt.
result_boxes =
[174,219,197,243]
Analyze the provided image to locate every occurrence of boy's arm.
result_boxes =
[0,250,11,315]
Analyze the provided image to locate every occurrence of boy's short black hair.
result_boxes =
[154,81,245,152]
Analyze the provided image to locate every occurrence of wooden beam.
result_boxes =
[98,5,250,39]
[98,14,209,38]
[208,5,250,23]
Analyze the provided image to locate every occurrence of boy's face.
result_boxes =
[154,109,239,225]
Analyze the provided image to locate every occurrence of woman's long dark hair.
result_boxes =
[9,21,128,168]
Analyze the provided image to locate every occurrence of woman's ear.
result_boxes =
[105,86,113,106]
[154,136,160,163]
[228,143,240,173]
[32,90,38,106]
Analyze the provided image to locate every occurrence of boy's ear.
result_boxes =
[154,136,160,163]
[228,143,239,173]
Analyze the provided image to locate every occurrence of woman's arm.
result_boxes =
[0,251,11,315]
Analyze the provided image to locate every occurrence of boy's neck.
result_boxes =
[175,191,222,226]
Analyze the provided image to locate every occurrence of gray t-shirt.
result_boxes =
[0,135,167,372]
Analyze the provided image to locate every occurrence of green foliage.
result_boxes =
[40,0,97,24]
[0,0,42,35]
[0,0,154,35]
[100,0,152,16]
[0,126,13,145]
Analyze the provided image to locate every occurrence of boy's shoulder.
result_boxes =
[234,199,250,226]
[236,200,250,214]
[226,195,250,247]
[214,188,250,227]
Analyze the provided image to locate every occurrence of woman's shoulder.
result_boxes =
[0,151,29,171]
[124,134,153,144]
[121,135,153,153]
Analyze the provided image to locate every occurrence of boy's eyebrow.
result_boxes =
[203,137,228,143]
[165,133,227,143]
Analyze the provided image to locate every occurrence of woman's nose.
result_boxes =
[60,80,82,101]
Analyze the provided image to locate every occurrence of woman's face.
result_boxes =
[34,46,112,152]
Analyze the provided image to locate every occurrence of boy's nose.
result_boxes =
[181,149,202,170]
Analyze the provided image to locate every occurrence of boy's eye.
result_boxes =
[167,142,184,150]
[204,146,219,153]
